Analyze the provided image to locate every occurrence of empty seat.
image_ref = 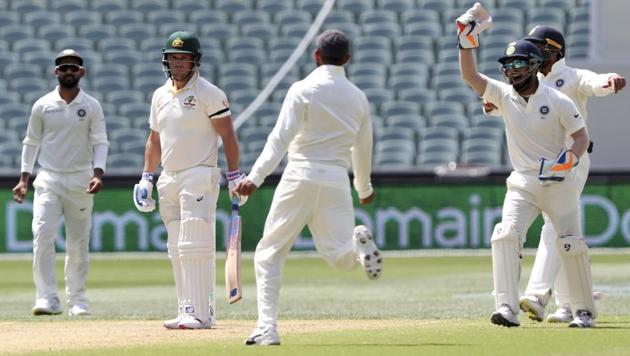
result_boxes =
[424,101,465,118]
[51,0,85,13]
[119,23,156,42]
[65,10,102,27]
[107,152,144,171]
[421,0,455,12]
[0,11,20,27]
[91,0,127,12]
[4,64,42,80]
[172,0,209,12]
[131,0,169,12]
[24,11,61,30]
[199,23,237,41]
[376,0,414,12]
[274,10,312,25]
[147,9,186,24]
[380,101,420,117]
[105,10,144,26]
[363,22,401,37]
[257,0,292,13]
[339,0,373,14]
[0,103,31,120]
[296,0,326,13]
[398,88,437,104]
[10,0,46,14]
[106,91,146,107]
[385,114,426,132]
[0,25,35,42]
[324,10,355,26]
[417,151,458,168]
[242,23,277,41]
[119,103,150,119]
[215,0,253,14]
[500,0,537,11]
[189,10,228,27]
[79,24,117,42]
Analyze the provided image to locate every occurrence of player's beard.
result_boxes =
[58,75,80,89]
[508,69,537,94]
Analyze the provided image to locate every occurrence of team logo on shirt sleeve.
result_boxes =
[183,95,197,110]
[555,79,565,87]
[539,106,549,115]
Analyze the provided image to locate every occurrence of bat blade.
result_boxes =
[225,201,242,304]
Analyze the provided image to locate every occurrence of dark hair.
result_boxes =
[316,29,350,65]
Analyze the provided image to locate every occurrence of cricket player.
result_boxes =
[12,49,109,316]
[234,30,382,345]
[483,25,626,324]
[133,31,246,329]
[457,4,596,327]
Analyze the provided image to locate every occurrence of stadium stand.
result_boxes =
[0,0,590,172]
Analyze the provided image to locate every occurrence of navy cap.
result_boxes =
[498,39,544,64]
[525,25,565,57]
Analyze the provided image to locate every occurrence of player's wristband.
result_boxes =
[142,171,154,182]
[227,169,241,181]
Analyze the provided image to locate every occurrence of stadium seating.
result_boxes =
[0,0,592,173]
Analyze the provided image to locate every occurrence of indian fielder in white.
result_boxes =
[457,4,595,327]
[483,25,626,324]
[133,31,246,330]
[12,49,109,316]
[234,30,382,345]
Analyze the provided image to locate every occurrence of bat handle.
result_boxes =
[231,196,240,210]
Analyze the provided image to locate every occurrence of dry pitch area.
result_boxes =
[0,319,429,354]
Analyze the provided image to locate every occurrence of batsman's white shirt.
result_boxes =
[149,73,231,172]
[23,87,108,173]
[247,65,373,197]
[482,76,585,172]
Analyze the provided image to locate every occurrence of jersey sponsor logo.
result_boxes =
[574,113,581,119]
[183,95,197,110]
[196,196,204,202]
[539,105,549,115]
[555,79,565,87]
[44,108,63,114]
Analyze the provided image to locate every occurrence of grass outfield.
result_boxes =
[1,253,630,355]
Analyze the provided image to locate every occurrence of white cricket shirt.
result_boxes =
[149,72,231,172]
[23,87,108,173]
[539,59,615,120]
[482,76,585,172]
[247,65,374,199]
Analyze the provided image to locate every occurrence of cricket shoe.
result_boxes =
[68,303,90,316]
[32,296,62,316]
[353,225,382,280]
[546,307,573,323]
[164,315,181,329]
[568,310,595,328]
[519,295,545,322]
[244,325,280,346]
[491,304,520,327]
[178,315,212,329]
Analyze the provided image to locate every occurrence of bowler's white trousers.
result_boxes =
[525,154,591,307]
[32,169,93,306]
[255,163,359,328]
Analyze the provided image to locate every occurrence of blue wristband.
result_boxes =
[142,171,154,182]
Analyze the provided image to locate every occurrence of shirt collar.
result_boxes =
[548,58,566,75]
[169,71,199,94]
[510,78,544,106]
[314,64,346,78]
[53,86,85,105]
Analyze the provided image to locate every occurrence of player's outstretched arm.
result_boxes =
[456,3,492,96]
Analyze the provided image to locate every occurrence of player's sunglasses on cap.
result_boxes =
[501,59,529,71]
[56,64,82,72]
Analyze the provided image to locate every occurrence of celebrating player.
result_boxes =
[457,4,596,327]
[133,31,246,329]
[13,49,109,316]
[234,30,382,345]
[483,25,626,324]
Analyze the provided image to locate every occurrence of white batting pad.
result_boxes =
[166,220,182,316]
[556,235,596,318]
[491,222,522,312]
[178,218,215,323]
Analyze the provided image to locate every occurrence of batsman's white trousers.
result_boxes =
[32,169,93,306]
[255,163,358,328]
[157,165,221,321]
[525,154,590,307]
[494,169,584,310]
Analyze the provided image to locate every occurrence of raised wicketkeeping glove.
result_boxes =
[133,171,156,212]
[227,169,248,206]
[456,2,494,49]
[538,149,579,185]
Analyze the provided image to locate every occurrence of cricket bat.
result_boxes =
[225,197,242,304]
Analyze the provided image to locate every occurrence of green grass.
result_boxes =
[2,253,630,355]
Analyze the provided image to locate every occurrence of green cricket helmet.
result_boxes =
[162,31,202,77]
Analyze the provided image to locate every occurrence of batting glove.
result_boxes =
[133,171,156,212]
[538,149,579,185]
[456,2,493,49]
[227,169,248,206]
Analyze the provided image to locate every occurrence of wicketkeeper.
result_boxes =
[457,3,596,327]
